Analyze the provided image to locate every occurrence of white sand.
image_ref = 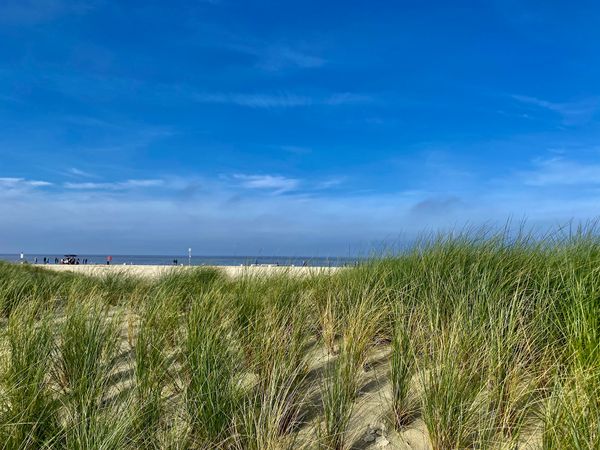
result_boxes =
[44,264,340,279]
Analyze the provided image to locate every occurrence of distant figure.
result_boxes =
[173,259,178,265]
[107,255,112,265]
[34,257,38,264]
[302,260,307,267]
[55,257,59,264]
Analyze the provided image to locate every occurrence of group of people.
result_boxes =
[31,257,89,264]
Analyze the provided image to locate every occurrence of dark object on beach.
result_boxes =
[60,255,78,265]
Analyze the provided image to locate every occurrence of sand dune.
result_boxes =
[44,264,340,279]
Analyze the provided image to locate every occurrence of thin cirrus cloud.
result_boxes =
[511,94,598,125]
[215,32,326,72]
[232,173,346,194]
[521,157,600,186]
[67,167,97,178]
[63,179,165,190]
[233,174,300,193]
[325,93,373,105]
[256,46,326,71]
[195,92,312,108]
[0,177,52,190]
[315,177,346,190]
[194,92,373,109]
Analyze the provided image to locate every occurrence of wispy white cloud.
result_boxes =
[64,179,164,190]
[512,94,598,125]
[28,180,52,187]
[195,92,313,108]
[231,173,347,194]
[61,115,121,129]
[325,93,373,105]
[315,177,346,189]
[67,167,96,178]
[194,92,373,109]
[257,46,326,71]
[217,35,325,72]
[279,145,312,154]
[0,177,52,189]
[125,179,164,188]
[520,157,600,186]
[233,174,300,193]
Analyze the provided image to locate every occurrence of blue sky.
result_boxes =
[1,0,600,255]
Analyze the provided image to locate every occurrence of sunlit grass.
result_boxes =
[183,294,242,448]
[0,300,59,447]
[0,227,599,448]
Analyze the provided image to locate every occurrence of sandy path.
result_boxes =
[43,264,340,279]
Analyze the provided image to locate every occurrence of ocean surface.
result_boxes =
[0,254,361,267]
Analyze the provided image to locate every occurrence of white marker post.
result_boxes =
[188,247,192,266]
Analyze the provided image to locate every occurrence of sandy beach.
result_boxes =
[44,264,340,279]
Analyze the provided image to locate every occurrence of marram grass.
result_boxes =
[0,228,599,448]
